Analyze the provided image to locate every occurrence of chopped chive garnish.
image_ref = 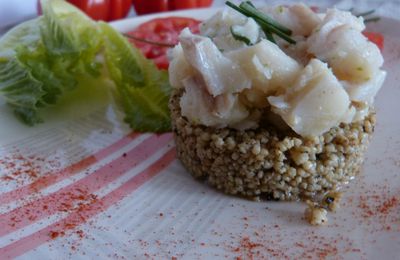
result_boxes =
[225,1,296,44]
[350,8,380,23]
[226,1,250,16]
[356,9,375,17]
[364,17,381,23]
[230,26,252,45]
[123,33,175,47]
[264,30,276,43]
[257,18,296,44]
[239,2,292,35]
[245,1,255,8]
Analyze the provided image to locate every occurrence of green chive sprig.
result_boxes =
[123,33,175,47]
[351,8,381,23]
[364,17,380,23]
[225,1,296,44]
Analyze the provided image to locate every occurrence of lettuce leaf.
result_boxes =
[100,22,171,132]
[0,0,103,124]
[39,0,103,77]
[0,56,45,125]
[0,0,172,132]
[40,0,99,55]
[0,18,42,58]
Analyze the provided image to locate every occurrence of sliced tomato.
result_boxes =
[153,56,170,70]
[38,0,131,21]
[132,0,213,15]
[168,0,213,10]
[67,0,109,21]
[363,31,384,51]
[127,17,201,69]
[131,0,169,16]
[108,0,133,21]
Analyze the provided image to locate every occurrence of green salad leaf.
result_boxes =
[0,18,42,58]
[40,0,99,55]
[0,0,172,132]
[0,19,44,124]
[0,56,45,125]
[0,0,102,124]
[100,22,171,132]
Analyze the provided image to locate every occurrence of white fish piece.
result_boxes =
[239,88,269,108]
[200,9,247,51]
[342,70,387,104]
[230,17,260,45]
[307,8,364,58]
[308,8,365,49]
[212,34,247,52]
[323,8,365,31]
[351,101,370,122]
[200,9,247,38]
[309,24,383,83]
[329,26,383,82]
[268,59,353,137]
[261,4,321,36]
[230,109,261,130]
[227,39,302,95]
[180,77,220,126]
[179,28,251,96]
[168,44,194,89]
[180,76,249,128]
[341,106,356,124]
[277,36,310,65]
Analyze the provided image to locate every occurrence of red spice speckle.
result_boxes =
[0,133,397,259]
[49,231,59,239]
[378,196,398,214]
[0,150,60,185]
[233,237,264,259]
[49,231,65,239]
[353,183,400,233]
[75,230,85,239]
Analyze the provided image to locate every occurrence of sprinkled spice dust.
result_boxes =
[0,131,397,259]
[96,201,368,260]
[46,190,102,237]
[351,183,400,233]
[3,186,102,235]
[232,236,286,260]
[0,146,111,252]
[44,187,107,254]
[96,182,398,260]
[221,218,365,260]
[0,150,61,185]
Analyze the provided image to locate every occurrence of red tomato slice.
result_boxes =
[127,17,201,69]
[132,0,169,15]
[132,0,213,15]
[67,0,110,21]
[168,0,213,10]
[363,31,384,51]
[38,0,131,21]
[153,56,170,70]
[109,0,132,21]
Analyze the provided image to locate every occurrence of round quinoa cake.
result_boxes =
[169,88,376,201]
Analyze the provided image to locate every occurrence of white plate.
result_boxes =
[0,8,399,260]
